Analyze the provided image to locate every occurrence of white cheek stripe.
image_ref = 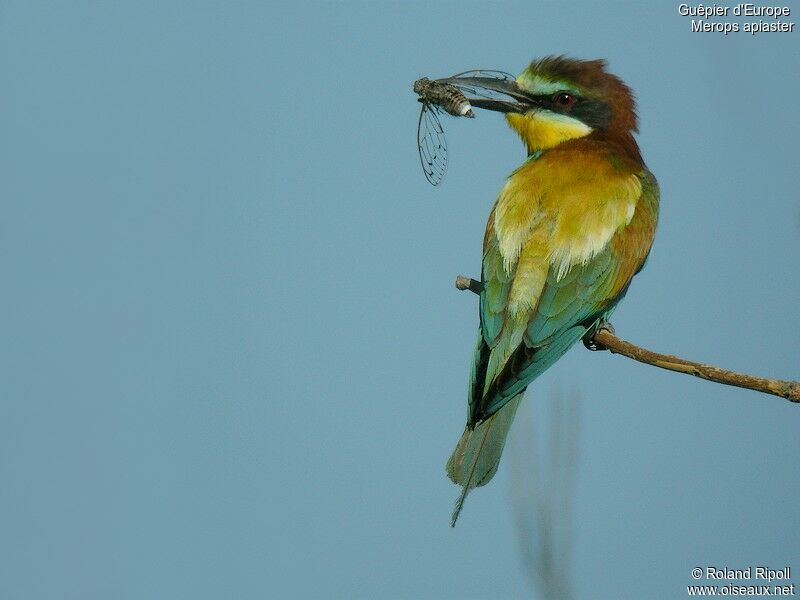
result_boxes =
[535,110,593,133]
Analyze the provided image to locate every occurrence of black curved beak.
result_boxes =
[468,98,533,114]
[438,76,541,114]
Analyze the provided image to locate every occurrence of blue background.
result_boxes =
[1,2,798,598]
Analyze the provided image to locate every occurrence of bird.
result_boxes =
[446,56,659,526]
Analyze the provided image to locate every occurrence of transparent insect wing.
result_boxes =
[446,69,516,80]
[417,102,448,186]
[438,70,517,101]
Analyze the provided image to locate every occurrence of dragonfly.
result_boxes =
[413,70,520,186]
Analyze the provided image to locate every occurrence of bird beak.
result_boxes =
[439,75,541,114]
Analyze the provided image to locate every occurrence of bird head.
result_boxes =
[464,56,638,155]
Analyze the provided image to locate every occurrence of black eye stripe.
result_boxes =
[531,93,578,105]
[528,94,613,130]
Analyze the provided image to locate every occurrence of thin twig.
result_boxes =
[590,328,800,402]
[455,275,484,294]
[454,275,800,404]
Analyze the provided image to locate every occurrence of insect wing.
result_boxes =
[446,69,516,80]
[438,70,517,101]
[417,101,448,186]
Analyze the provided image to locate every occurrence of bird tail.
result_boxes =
[446,393,524,526]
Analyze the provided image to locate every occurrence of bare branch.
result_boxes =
[590,328,800,403]
[454,275,800,404]
[455,275,483,294]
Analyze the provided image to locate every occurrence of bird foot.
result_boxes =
[583,319,615,351]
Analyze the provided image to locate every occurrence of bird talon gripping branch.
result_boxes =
[583,320,615,351]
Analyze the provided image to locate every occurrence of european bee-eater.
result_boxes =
[447,57,659,525]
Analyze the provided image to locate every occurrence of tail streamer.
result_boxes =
[446,393,524,526]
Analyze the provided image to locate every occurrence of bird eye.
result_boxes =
[553,92,575,109]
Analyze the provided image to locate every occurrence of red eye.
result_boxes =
[553,92,575,109]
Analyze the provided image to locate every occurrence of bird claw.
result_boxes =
[583,319,615,351]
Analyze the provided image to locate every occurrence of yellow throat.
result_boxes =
[506,110,593,154]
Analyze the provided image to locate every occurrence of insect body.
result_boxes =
[413,71,517,186]
[414,77,475,118]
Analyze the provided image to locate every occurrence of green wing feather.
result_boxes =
[477,249,621,421]
[479,241,511,348]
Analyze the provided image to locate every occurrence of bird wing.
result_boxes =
[468,166,659,425]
